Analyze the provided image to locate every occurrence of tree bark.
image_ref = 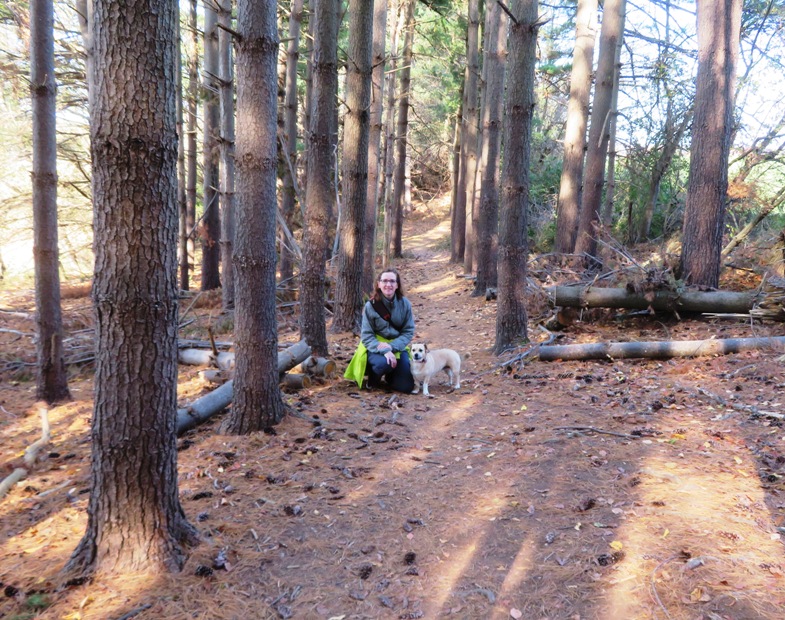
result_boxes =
[299,0,339,357]
[679,0,742,288]
[473,0,508,297]
[362,0,388,294]
[225,0,286,434]
[539,335,785,362]
[390,0,415,259]
[218,0,236,311]
[554,0,597,254]
[549,285,757,314]
[31,0,70,404]
[65,0,197,577]
[201,0,221,291]
[495,0,538,354]
[574,0,626,263]
[332,0,374,333]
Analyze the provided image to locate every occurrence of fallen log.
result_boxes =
[281,373,312,390]
[548,286,758,315]
[539,335,785,362]
[0,405,50,500]
[301,356,336,378]
[179,349,236,369]
[176,339,311,435]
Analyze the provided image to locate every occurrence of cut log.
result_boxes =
[549,286,757,314]
[539,335,785,362]
[281,373,312,390]
[176,339,311,435]
[0,406,50,500]
[301,356,336,377]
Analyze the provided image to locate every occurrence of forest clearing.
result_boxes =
[2,199,785,620]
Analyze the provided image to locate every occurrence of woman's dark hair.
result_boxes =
[372,268,405,302]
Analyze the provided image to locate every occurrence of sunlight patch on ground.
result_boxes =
[602,450,785,618]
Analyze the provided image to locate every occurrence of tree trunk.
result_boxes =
[332,0,374,333]
[494,0,538,354]
[465,1,489,276]
[176,13,188,293]
[65,0,197,577]
[299,0,339,357]
[362,0,388,294]
[218,0,236,311]
[472,0,508,297]
[637,105,692,242]
[679,0,742,288]
[390,0,415,259]
[549,285,757,314]
[540,335,785,362]
[201,0,221,291]
[600,23,624,227]
[279,0,305,288]
[452,0,481,264]
[381,0,402,269]
[223,0,285,434]
[31,0,70,404]
[182,0,198,291]
[574,0,626,264]
[554,0,597,254]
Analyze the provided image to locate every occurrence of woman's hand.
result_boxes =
[384,350,397,368]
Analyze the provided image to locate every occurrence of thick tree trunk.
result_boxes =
[390,0,415,259]
[472,0,508,297]
[362,0,388,294]
[554,0,597,254]
[574,0,626,263]
[218,0,236,311]
[540,335,785,362]
[299,0,339,357]
[65,0,197,577]
[452,0,481,264]
[494,0,538,354]
[550,285,757,314]
[332,0,374,333]
[225,0,286,434]
[31,0,70,404]
[279,0,305,288]
[679,0,742,288]
[201,0,221,291]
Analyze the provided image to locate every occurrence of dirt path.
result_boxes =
[2,201,785,619]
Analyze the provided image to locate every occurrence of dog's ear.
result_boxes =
[424,342,429,351]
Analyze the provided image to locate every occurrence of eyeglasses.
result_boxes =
[379,279,397,284]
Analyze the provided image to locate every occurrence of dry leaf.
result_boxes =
[510,608,523,619]
[610,540,623,551]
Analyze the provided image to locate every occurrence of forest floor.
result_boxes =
[2,196,785,620]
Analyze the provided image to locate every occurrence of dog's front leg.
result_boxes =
[422,380,431,397]
[411,380,420,394]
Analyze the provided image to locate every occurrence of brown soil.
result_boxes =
[2,198,785,620]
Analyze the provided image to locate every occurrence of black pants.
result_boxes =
[366,350,414,393]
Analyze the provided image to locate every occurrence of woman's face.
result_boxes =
[378,272,398,300]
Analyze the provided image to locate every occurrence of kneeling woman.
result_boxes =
[346,269,415,393]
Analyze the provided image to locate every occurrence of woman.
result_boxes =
[344,269,415,393]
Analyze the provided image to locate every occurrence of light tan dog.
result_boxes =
[409,343,469,396]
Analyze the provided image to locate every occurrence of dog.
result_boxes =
[409,342,469,396]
